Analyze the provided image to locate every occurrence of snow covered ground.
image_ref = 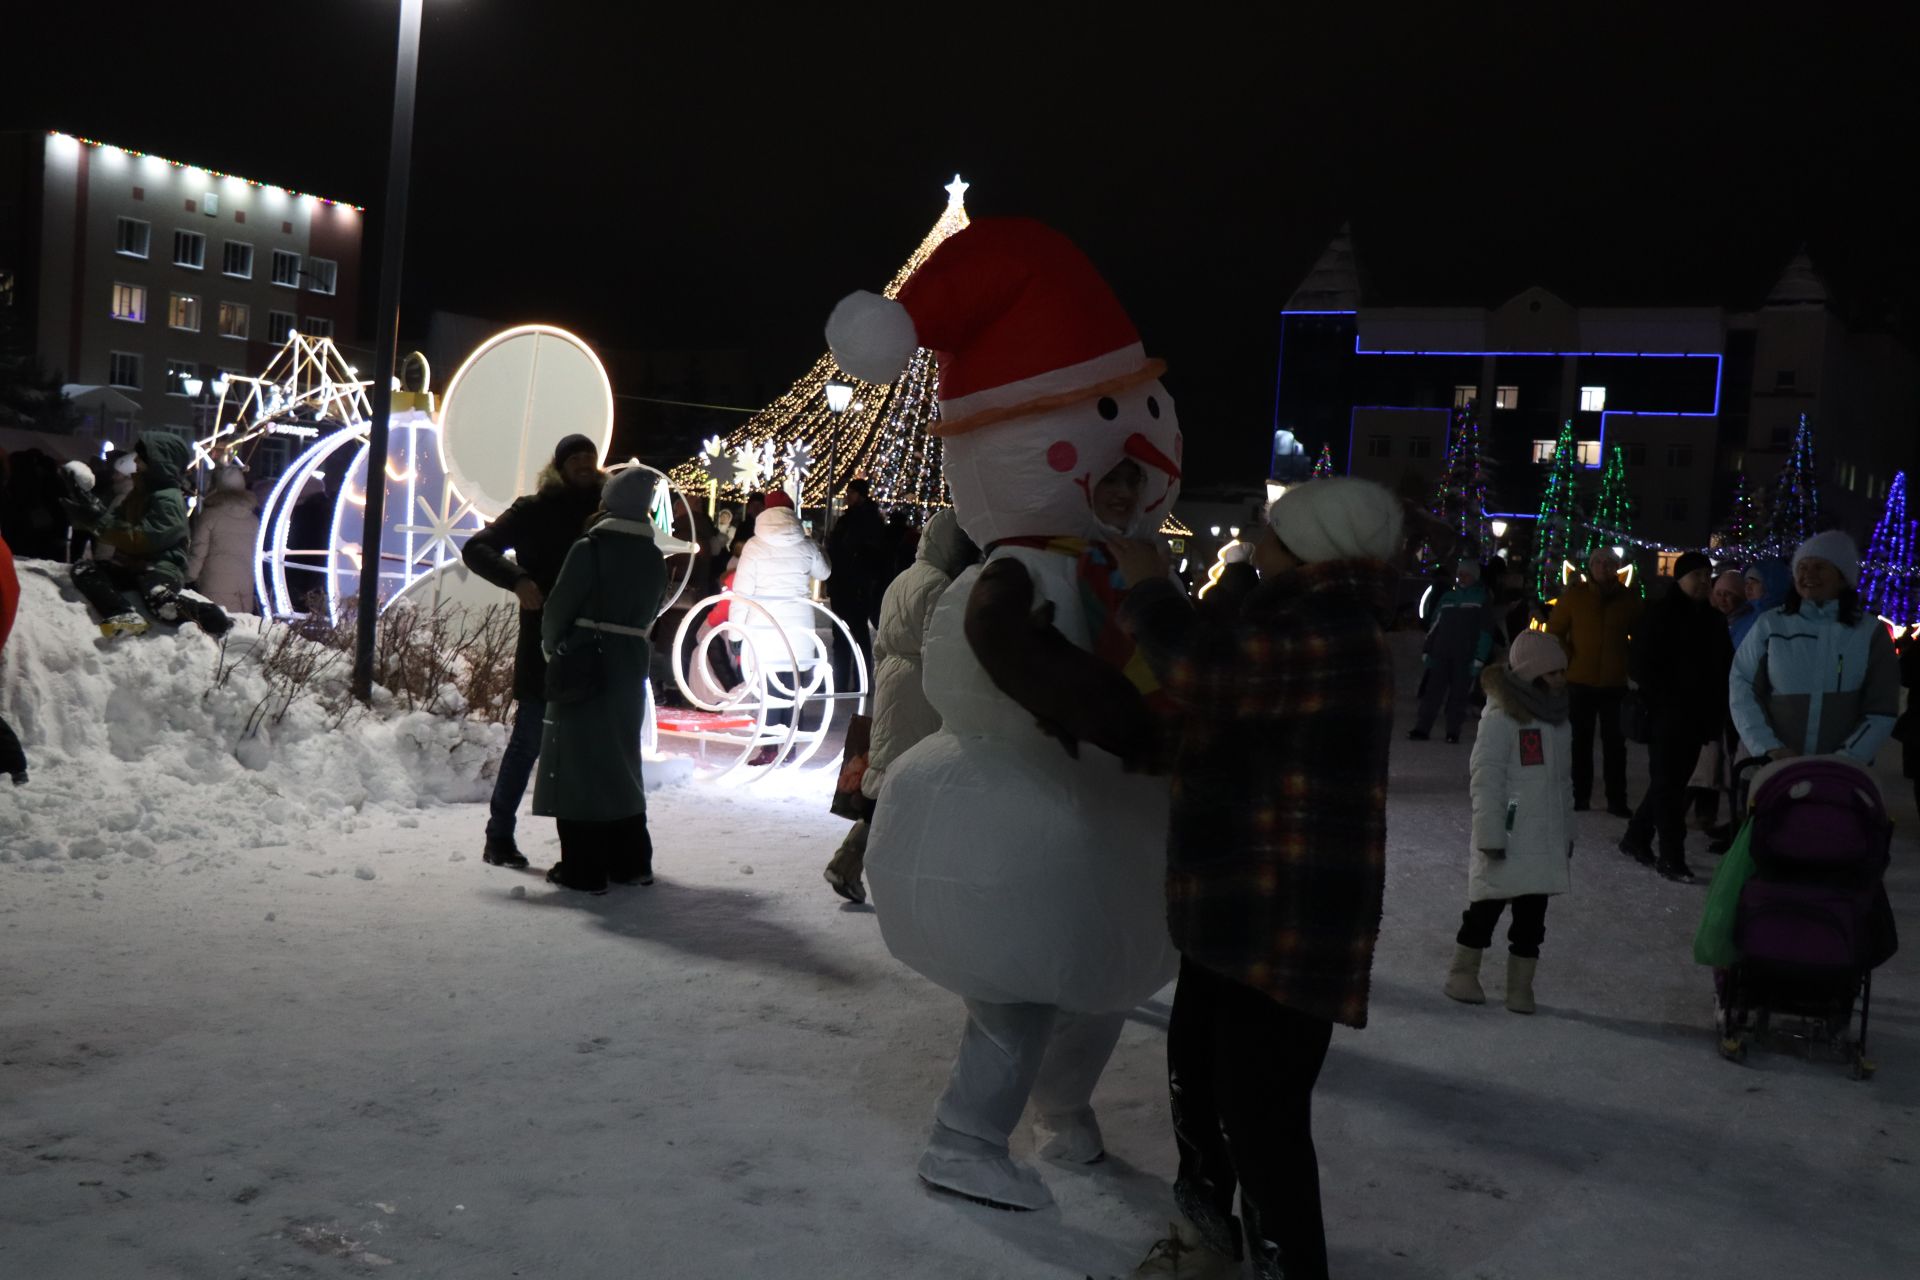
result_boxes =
[2,601,1916,1278]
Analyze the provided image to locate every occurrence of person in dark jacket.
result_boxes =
[534,468,669,892]
[1621,552,1732,882]
[461,434,604,867]
[826,477,892,691]
[60,433,229,638]
[1411,559,1494,743]
[1116,477,1403,1280]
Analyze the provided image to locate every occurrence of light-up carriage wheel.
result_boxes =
[662,594,869,782]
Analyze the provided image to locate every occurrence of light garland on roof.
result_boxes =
[48,131,363,209]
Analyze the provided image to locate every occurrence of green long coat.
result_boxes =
[532,517,668,823]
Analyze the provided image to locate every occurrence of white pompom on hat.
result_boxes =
[1266,477,1404,565]
[62,459,97,492]
[1791,529,1860,586]
[1507,631,1568,683]
[603,468,657,523]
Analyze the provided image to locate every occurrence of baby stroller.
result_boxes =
[1715,756,1895,1080]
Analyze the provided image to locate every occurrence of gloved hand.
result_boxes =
[1480,847,1506,860]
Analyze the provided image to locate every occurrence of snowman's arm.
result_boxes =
[963,557,1153,763]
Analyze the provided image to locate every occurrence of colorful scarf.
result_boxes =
[993,536,1168,710]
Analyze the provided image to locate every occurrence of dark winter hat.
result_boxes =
[603,468,656,521]
[553,434,598,468]
[1672,551,1713,582]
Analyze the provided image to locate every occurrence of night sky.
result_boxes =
[18,3,1913,485]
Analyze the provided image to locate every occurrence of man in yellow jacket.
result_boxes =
[1546,547,1644,816]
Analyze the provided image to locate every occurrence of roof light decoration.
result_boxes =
[666,174,970,515]
[46,131,362,209]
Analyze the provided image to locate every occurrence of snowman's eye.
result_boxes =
[1096,397,1119,421]
[1146,396,1161,419]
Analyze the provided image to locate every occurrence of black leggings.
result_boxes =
[1457,894,1550,958]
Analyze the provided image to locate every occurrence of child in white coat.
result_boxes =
[1447,630,1574,1013]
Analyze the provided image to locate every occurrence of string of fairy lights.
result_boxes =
[48,131,363,209]
[666,176,972,515]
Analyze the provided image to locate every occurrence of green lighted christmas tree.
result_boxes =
[1767,413,1821,552]
[1311,442,1334,479]
[1532,419,1583,601]
[1584,445,1637,555]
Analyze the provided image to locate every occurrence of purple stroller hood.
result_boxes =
[1747,757,1892,876]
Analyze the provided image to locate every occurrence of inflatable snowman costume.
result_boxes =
[828,219,1183,1210]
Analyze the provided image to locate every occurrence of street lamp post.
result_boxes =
[823,379,852,533]
[351,0,424,704]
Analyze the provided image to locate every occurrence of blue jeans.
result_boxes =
[486,696,545,842]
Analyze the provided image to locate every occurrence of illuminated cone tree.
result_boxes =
[1583,445,1637,556]
[1420,404,1493,563]
[1311,442,1334,479]
[668,176,971,513]
[1860,471,1918,626]
[1532,419,1584,601]
[1767,413,1821,553]
[1714,471,1757,554]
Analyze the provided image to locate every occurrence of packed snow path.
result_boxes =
[2,638,1915,1277]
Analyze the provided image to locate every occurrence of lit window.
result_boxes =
[116,217,150,258]
[110,282,146,322]
[223,241,253,278]
[1666,443,1694,467]
[1531,439,1556,463]
[1452,385,1477,409]
[218,301,250,339]
[165,359,197,396]
[1579,386,1607,412]
[108,351,142,389]
[302,316,334,338]
[306,258,337,295]
[1408,437,1432,459]
[173,229,205,270]
[168,293,201,332]
[268,310,296,343]
[1495,386,1519,410]
[1576,440,1602,466]
[1365,435,1392,458]
[271,249,302,288]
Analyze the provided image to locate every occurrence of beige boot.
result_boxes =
[1505,954,1537,1014]
[1444,945,1487,1004]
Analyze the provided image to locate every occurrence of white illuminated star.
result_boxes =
[945,174,969,209]
[397,487,480,570]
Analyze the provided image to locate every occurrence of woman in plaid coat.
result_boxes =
[1116,477,1403,1280]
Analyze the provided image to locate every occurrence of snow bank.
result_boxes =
[0,562,509,864]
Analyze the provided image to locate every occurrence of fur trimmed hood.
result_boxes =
[1480,662,1569,726]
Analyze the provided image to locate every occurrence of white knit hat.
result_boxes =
[1792,530,1860,586]
[1507,631,1568,683]
[1267,478,1404,565]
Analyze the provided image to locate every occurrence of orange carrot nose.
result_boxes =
[1124,432,1181,480]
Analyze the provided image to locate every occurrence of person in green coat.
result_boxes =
[59,432,229,638]
[534,467,669,893]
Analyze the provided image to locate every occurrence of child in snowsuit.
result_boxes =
[1411,559,1493,743]
[1447,630,1574,1014]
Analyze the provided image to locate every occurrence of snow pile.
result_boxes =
[0,562,508,865]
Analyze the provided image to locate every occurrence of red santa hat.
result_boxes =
[761,490,794,510]
[825,218,1165,439]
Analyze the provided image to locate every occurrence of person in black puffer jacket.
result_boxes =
[461,434,604,867]
[1621,551,1732,882]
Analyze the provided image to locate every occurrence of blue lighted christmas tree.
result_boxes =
[1421,405,1493,564]
[1767,414,1821,553]
[1860,471,1917,627]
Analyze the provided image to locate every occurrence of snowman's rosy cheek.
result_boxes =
[1046,440,1079,472]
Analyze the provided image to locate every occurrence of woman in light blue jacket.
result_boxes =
[1730,532,1900,764]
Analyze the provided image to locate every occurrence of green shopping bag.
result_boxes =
[1692,820,1758,967]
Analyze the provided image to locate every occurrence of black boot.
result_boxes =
[483,838,529,869]
[1618,831,1656,866]
[1656,855,1697,884]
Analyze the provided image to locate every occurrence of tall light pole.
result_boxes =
[823,379,852,533]
[352,0,424,703]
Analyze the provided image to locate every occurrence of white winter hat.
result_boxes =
[1507,631,1568,683]
[603,468,657,522]
[1267,477,1404,565]
[1792,529,1860,586]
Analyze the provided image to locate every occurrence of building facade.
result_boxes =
[1,130,364,455]
[1274,227,1920,554]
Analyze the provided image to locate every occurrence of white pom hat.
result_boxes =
[1267,477,1404,565]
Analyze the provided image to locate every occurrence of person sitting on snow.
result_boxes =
[59,433,230,639]
[1,531,26,784]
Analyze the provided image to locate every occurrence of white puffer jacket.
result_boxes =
[1468,665,1574,902]
[186,488,260,615]
[862,510,973,799]
[731,505,831,668]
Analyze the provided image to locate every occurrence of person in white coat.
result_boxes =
[729,490,830,764]
[1447,630,1574,1014]
[185,465,260,616]
[824,508,977,903]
